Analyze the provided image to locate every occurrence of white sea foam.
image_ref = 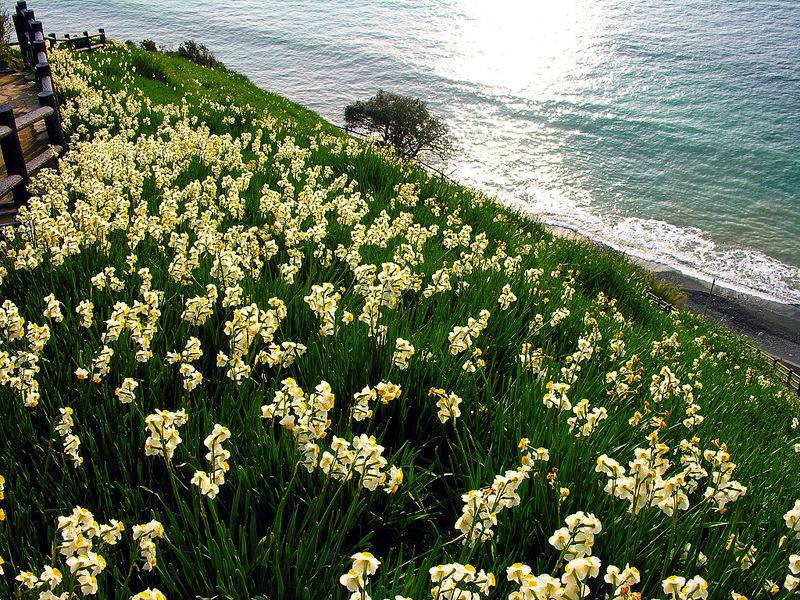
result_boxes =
[456,172,800,305]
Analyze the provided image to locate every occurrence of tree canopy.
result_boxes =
[345,90,452,160]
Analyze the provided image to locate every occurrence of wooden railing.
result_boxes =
[0,1,101,213]
[0,92,65,209]
[45,30,107,53]
[11,2,106,71]
[644,289,800,395]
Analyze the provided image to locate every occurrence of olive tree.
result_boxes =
[345,90,452,160]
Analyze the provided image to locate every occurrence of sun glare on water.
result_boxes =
[433,0,604,94]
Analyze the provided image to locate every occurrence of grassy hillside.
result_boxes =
[0,43,797,599]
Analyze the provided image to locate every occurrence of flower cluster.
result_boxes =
[507,513,615,600]
[430,563,495,599]
[131,589,167,600]
[566,399,608,438]
[785,554,800,592]
[392,337,415,369]
[428,387,463,424]
[115,377,139,404]
[261,378,334,456]
[182,285,217,325]
[217,300,287,382]
[0,300,49,408]
[339,552,381,600]
[498,284,517,310]
[352,385,378,421]
[17,506,125,596]
[662,575,709,600]
[320,434,403,493]
[786,500,800,539]
[191,424,232,499]
[548,511,603,561]
[349,381,402,422]
[518,343,547,377]
[166,336,204,391]
[0,43,795,599]
[304,282,341,336]
[596,435,746,517]
[448,310,490,356]
[43,293,63,322]
[132,520,165,572]
[144,409,189,462]
[55,407,83,467]
[456,439,549,545]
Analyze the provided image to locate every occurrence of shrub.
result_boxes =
[345,90,453,161]
[176,39,224,69]
[139,39,158,52]
[0,6,23,70]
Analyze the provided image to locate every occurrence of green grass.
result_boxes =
[0,43,797,599]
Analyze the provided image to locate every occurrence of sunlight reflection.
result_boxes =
[434,0,604,93]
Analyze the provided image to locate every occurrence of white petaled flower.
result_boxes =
[498,284,517,310]
[786,500,800,539]
[428,387,462,424]
[132,520,165,572]
[131,589,167,600]
[392,337,415,369]
[191,423,232,499]
[43,294,64,322]
[115,378,139,404]
[144,409,188,462]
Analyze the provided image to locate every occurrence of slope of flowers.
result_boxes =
[0,44,798,599]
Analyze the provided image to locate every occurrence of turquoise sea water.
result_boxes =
[32,0,800,302]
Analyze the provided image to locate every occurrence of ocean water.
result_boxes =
[32,0,800,303]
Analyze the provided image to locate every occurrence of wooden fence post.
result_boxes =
[30,21,47,64]
[12,3,31,68]
[38,91,67,150]
[35,62,53,94]
[99,28,106,45]
[0,105,30,207]
[20,9,36,68]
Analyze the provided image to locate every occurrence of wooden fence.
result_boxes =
[644,289,800,395]
[0,1,105,210]
[11,2,106,67]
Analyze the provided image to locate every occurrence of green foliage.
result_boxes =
[139,39,157,52]
[0,44,796,600]
[0,6,23,71]
[345,90,453,160]
[175,39,224,69]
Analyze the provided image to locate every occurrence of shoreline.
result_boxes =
[545,225,800,369]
